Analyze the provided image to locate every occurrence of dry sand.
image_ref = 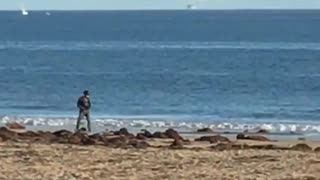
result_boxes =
[0,140,320,180]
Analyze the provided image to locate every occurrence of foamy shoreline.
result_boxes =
[1,115,320,137]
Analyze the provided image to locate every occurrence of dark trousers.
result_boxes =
[76,110,91,132]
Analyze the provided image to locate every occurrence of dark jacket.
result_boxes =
[77,96,91,111]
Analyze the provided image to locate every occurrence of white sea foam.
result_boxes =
[1,116,320,134]
[2,41,320,51]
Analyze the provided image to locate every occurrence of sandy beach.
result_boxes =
[0,141,320,180]
[0,125,320,180]
[1,8,320,180]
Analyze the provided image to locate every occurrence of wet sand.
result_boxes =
[0,139,320,180]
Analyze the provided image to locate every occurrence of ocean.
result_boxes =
[0,10,320,136]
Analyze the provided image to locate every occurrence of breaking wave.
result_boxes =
[1,116,320,134]
[1,41,320,51]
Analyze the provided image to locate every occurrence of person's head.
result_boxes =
[83,90,90,97]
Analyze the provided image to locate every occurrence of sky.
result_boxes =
[1,0,320,10]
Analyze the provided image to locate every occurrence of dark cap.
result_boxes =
[83,90,89,95]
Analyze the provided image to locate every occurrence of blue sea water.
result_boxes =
[0,10,320,134]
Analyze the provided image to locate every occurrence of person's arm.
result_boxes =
[77,97,85,111]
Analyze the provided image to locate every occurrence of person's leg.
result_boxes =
[86,112,91,132]
[76,111,84,131]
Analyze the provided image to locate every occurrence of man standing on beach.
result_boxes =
[76,90,91,132]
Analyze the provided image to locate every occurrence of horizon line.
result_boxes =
[1,8,320,11]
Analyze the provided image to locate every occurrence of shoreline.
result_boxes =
[1,126,319,143]
[1,115,320,141]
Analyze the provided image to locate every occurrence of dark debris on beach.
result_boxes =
[0,123,319,152]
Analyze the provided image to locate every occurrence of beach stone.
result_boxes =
[17,131,41,141]
[291,143,312,151]
[107,136,129,143]
[81,137,97,145]
[68,134,82,145]
[236,133,270,141]
[169,139,184,149]
[195,135,230,144]
[53,130,73,138]
[256,129,270,134]
[5,122,25,130]
[197,128,214,133]
[18,131,39,138]
[165,128,183,141]
[28,137,49,144]
[236,133,246,140]
[38,131,57,139]
[24,131,57,144]
[113,128,129,136]
[89,133,106,142]
[136,133,147,140]
[113,128,135,138]
[152,131,168,139]
[140,129,153,138]
[68,132,96,145]
[314,147,320,152]
[0,127,17,141]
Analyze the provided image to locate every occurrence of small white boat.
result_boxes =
[45,12,51,16]
[21,8,29,16]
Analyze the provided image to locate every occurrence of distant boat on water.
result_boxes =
[45,12,51,16]
[21,7,29,16]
